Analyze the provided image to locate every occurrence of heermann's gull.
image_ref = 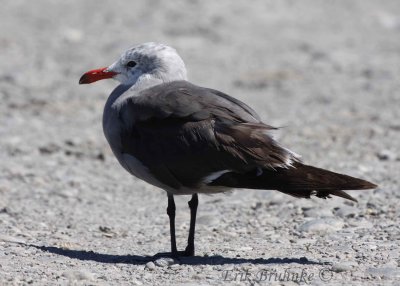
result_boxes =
[79,42,377,257]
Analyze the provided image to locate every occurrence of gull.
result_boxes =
[79,42,376,257]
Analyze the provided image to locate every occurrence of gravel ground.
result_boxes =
[1,0,400,285]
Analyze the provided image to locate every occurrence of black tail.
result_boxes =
[210,162,377,202]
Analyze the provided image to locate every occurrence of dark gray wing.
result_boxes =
[118,81,298,190]
[124,81,261,123]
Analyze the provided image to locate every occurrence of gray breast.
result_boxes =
[102,84,173,192]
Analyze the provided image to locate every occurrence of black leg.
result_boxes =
[166,194,178,255]
[184,193,198,256]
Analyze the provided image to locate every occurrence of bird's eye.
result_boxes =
[126,61,137,68]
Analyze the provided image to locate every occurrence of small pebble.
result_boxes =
[331,263,352,272]
[376,149,397,161]
[145,262,156,271]
[154,257,177,267]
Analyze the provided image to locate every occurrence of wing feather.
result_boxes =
[117,81,298,189]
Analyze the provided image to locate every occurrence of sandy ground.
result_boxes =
[1,0,400,285]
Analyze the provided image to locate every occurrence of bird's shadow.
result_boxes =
[22,243,324,266]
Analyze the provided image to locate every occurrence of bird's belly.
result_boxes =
[103,108,170,192]
[103,108,232,195]
[118,152,169,189]
[118,152,231,195]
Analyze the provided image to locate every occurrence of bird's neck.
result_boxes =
[123,74,164,94]
[129,71,188,95]
[108,72,188,112]
[106,75,176,113]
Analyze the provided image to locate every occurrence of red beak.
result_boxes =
[79,67,118,84]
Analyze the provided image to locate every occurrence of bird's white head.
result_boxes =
[79,42,187,89]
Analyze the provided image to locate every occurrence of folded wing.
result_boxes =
[116,81,298,190]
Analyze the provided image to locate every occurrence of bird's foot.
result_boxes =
[183,244,195,256]
[154,248,194,258]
